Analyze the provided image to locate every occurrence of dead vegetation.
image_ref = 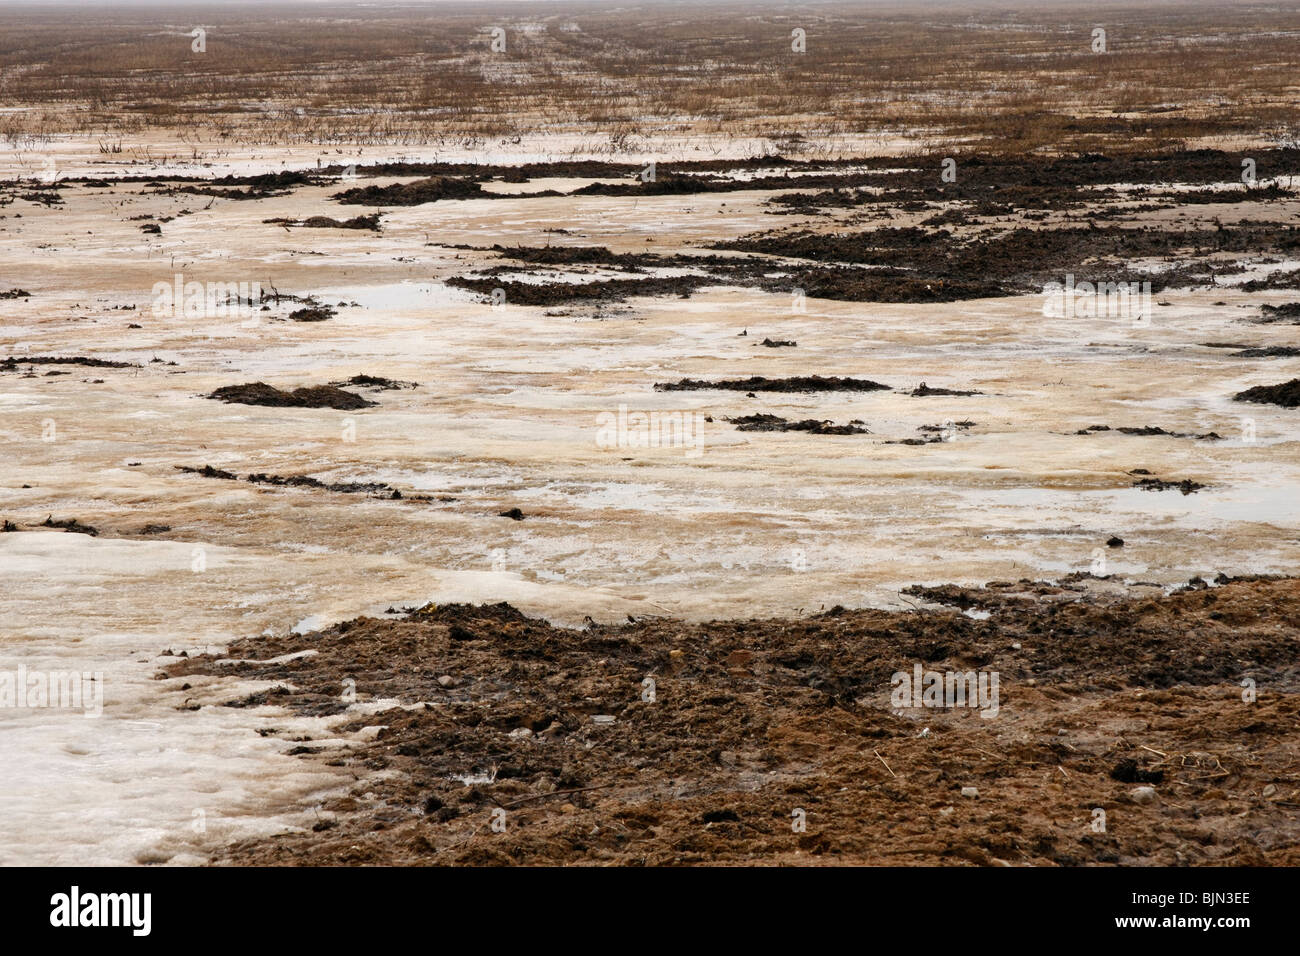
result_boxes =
[2,3,1298,153]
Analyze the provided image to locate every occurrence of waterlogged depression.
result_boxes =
[2,140,1299,863]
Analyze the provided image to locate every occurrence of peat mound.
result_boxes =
[207,382,376,410]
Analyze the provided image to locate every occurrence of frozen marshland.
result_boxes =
[2,1,1298,868]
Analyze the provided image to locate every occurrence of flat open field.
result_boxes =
[0,1,1297,867]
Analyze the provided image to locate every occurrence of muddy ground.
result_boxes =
[403,148,1300,305]
[26,146,1300,308]
[1236,379,1300,408]
[206,382,377,410]
[169,576,1300,866]
[6,131,1300,866]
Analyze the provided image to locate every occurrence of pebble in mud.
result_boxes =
[961,787,979,798]
[1131,786,1159,806]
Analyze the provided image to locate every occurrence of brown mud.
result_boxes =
[82,146,1300,308]
[334,177,494,205]
[780,267,1011,304]
[288,305,339,323]
[1234,379,1300,408]
[726,414,869,435]
[481,245,655,270]
[313,150,1300,208]
[40,515,98,536]
[206,382,377,410]
[170,184,292,202]
[717,223,1300,298]
[1243,270,1300,292]
[655,375,891,393]
[1077,425,1223,440]
[1256,303,1300,323]
[176,464,239,480]
[909,383,982,397]
[337,148,1300,305]
[329,375,418,391]
[266,214,382,231]
[1133,477,1207,494]
[2,355,137,370]
[1233,347,1300,358]
[447,274,714,306]
[169,576,1300,866]
[245,473,401,497]
[178,465,410,499]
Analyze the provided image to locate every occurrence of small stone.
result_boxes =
[437,675,454,687]
[1130,786,1158,806]
[1263,784,1278,799]
[591,714,616,724]
[961,787,979,798]
[938,806,954,816]
[1107,536,1124,548]
[508,727,532,739]
[669,649,684,659]
[1011,643,1022,650]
